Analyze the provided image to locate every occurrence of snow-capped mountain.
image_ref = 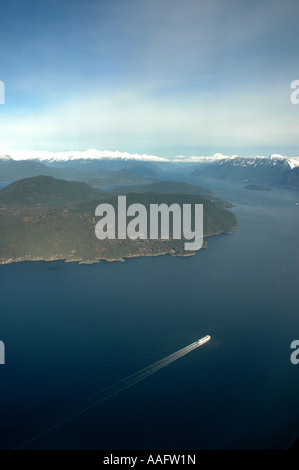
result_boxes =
[1,150,299,189]
[1,149,298,170]
[0,155,14,162]
[175,153,299,170]
[191,154,299,189]
[0,149,168,163]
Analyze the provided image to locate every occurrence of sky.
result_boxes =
[0,0,298,157]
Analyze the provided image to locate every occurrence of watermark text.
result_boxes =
[95,196,203,251]
[290,340,299,365]
[290,80,299,105]
[0,340,5,364]
[0,81,4,104]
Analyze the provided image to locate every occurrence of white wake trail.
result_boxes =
[16,336,210,449]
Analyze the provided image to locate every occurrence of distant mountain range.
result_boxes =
[1,149,298,167]
[1,151,299,189]
[191,155,299,189]
[0,155,159,186]
[0,149,168,162]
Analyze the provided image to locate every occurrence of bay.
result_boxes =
[0,180,298,449]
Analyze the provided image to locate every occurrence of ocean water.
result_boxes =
[0,180,298,449]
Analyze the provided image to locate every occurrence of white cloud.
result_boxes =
[0,83,298,154]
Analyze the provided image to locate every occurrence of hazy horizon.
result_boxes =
[0,0,298,155]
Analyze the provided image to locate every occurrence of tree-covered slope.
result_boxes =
[0,176,237,263]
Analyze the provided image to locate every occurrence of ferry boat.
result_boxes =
[197,335,211,345]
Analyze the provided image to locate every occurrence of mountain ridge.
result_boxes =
[1,150,299,169]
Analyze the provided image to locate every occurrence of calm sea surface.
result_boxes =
[0,180,298,449]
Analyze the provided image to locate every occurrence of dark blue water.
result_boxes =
[0,181,298,449]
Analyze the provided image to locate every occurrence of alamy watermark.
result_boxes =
[290,80,299,105]
[0,340,5,364]
[95,196,203,251]
[0,80,4,104]
[290,340,299,365]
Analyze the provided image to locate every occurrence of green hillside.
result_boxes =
[0,175,103,206]
[0,176,237,264]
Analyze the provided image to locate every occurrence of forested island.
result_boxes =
[0,176,237,264]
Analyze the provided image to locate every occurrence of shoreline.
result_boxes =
[0,228,237,266]
[0,250,198,266]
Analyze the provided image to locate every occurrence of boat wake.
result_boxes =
[16,335,210,449]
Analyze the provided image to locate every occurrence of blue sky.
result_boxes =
[0,0,298,156]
